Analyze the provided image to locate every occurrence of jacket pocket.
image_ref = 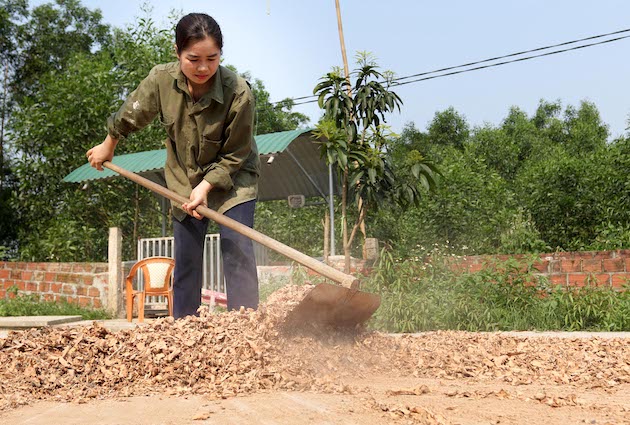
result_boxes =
[198,137,223,165]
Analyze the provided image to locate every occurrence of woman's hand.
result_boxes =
[86,135,118,171]
[182,180,213,220]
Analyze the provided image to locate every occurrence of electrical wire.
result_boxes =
[267,28,630,107]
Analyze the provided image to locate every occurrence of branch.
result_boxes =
[347,201,368,248]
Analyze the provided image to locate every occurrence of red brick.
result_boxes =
[16,282,25,291]
[581,259,602,273]
[0,290,5,299]
[25,282,38,292]
[47,264,62,272]
[549,260,561,273]
[0,269,9,279]
[531,260,549,273]
[567,273,610,287]
[603,259,625,273]
[593,252,612,260]
[78,296,90,307]
[467,263,484,273]
[94,264,108,273]
[62,285,75,295]
[50,283,62,293]
[38,282,50,292]
[42,294,54,302]
[82,276,93,286]
[560,260,581,273]
[88,287,100,298]
[57,273,83,284]
[611,273,630,289]
[69,264,86,273]
[549,274,567,286]
[93,299,102,308]
[9,270,21,279]
[76,286,87,296]
[44,272,56,282]
[59,263,73,272]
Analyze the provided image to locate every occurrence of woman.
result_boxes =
[87,13,260,318]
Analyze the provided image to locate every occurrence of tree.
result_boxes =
[248,78,309,135]
[11,0,110,103]
[9,11,173,261]
[314,52,438,271]
[427,107,469,151]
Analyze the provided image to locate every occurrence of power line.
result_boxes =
[270,28,630,107]
[391,27,630,84]
[393,34,630,87]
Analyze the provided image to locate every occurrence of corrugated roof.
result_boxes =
[63,128,313,183]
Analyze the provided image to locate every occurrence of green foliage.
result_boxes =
[11,0,111,103]
[314,52,438,270]
[364,250,630,332]
[0,290,111,320]
[427,107,469,151]
[247,78,309,135]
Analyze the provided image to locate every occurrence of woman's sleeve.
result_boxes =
[107,67,160,140]
[203,85,255,191]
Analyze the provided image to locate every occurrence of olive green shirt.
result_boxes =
[107,63,260,221]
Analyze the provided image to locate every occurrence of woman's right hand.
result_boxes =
[86,135,118,171]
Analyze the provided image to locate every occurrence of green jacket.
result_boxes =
[108,63,260,220]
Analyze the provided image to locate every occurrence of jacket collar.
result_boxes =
[168,62,224,106]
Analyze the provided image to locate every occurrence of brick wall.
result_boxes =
[0,262,109,308]
[456,250,630,289]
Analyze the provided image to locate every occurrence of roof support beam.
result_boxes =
[285,147,329,203]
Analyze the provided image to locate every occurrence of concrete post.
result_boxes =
[363,238,380,262]
[108,227,124,318]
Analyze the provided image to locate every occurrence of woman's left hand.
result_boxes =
[182,180,213,220]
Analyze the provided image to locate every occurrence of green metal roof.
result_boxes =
[63,128,313,183]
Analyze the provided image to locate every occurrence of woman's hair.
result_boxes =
[175,13,223,54]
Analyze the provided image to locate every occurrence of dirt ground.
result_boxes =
[1,287,629,424]
[1,370,628,424]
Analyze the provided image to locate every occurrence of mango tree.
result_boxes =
[314,52,439,272]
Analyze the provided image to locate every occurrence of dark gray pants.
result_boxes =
[172,200,259,318]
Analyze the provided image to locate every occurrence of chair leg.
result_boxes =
[138,293,145,323]
[126,292,133,322]
[167,290,174,317]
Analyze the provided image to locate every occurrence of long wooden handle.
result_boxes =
[103,161,359,289]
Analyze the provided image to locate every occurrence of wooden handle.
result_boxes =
[103,161,359,289]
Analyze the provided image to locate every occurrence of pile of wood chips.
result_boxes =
[1,284,629,413]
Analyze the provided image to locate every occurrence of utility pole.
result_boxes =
[334,0,368,258]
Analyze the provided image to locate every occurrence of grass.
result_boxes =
[0,286,112,320]
[361,249,630,333]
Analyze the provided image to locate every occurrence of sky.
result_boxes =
[35,0,630,139]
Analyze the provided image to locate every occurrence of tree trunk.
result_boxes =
[0,61,8,189]
[342,167,350,273]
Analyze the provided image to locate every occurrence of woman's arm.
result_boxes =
[86,134,118,171]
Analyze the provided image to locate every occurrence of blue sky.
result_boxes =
[37,0,630,139]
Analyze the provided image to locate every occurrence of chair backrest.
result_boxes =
[126,257,175,295]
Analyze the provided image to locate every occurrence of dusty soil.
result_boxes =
[1,285,629,424]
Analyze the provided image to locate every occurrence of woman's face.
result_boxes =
[177,36,221,87]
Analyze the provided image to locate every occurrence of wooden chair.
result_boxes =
[125,257,175,322]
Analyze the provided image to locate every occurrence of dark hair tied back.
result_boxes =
[175,13,223,54]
